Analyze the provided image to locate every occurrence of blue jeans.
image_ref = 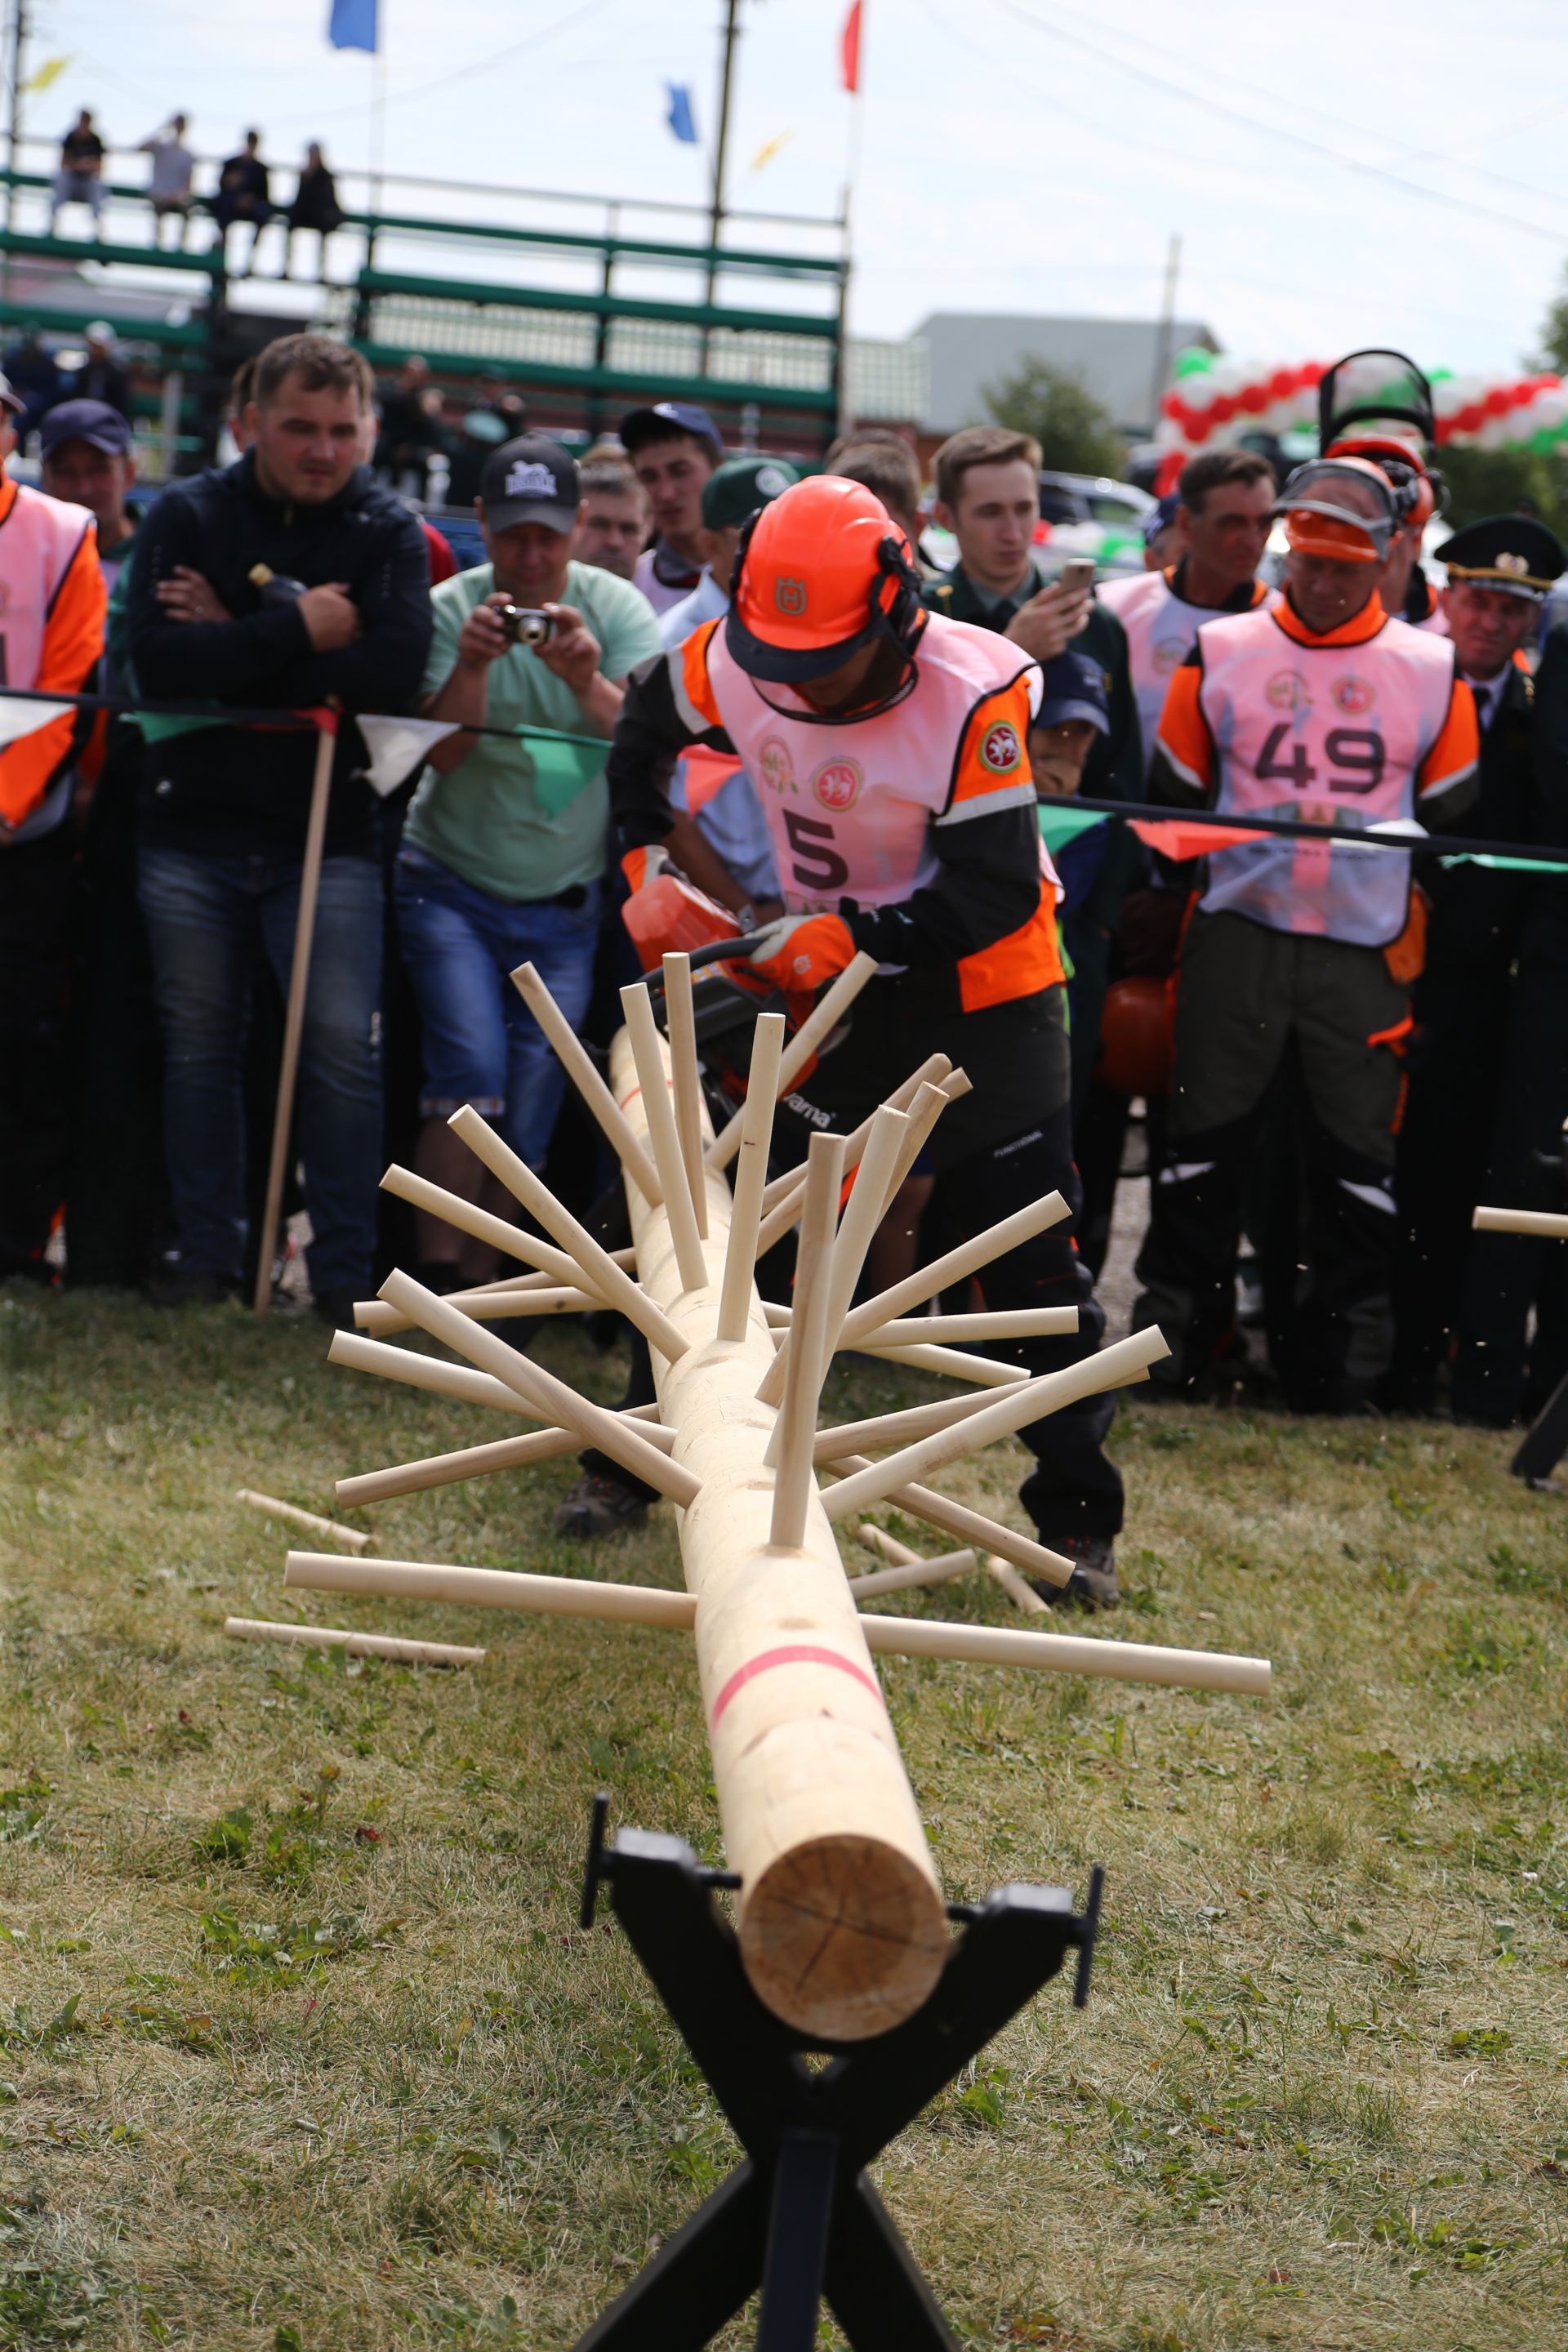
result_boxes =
[394,844,601,1172]
[138,846,384,1291]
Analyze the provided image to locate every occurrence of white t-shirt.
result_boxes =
[148,134,194,199]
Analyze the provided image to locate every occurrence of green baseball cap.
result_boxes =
[701,454,802,532]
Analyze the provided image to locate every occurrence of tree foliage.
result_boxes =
[1438,444,1568,541]
[981,356,1128,479]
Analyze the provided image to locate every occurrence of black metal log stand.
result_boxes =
[572,1794,1104,2352]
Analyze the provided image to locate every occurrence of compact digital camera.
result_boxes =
[495,604,554,647]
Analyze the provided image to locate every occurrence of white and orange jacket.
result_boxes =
[1150,591,1478,947]
[0,475,106,844]
[610,608,1067,1016]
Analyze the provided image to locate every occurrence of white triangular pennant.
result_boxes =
[0,697,75,748]
[357,714,461,798]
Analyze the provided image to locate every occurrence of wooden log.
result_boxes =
[225,1616,484,1666]
[377,1268,701,1508]
[334,1405,670,1508]
[662,953,709,1240]
[281,1554,1271,1695]
[510,958,663,1204]
[235,1489,371,1551]
[706,952,879,1170]
[612,1022,947,2041]
[620,983,710,1294]
[1472,1205,1568,1238]
[820,1329,1170,1521]
[768,1130,846,1548]
[447,1105,690,1361]
[718,1012,786,1343]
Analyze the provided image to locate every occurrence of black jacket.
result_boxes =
[125,451,433,859]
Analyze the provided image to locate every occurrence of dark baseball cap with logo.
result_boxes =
[620,399,723,456]
[478,433,581,534]
[39,399,132,457]
[701,454,801,531]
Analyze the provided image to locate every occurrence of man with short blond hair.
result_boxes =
[574,459,650,584]
[123,331,433,1317]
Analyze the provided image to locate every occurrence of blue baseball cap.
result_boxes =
[1035,651,1110,733]
[40,399,132,457]
[1142,490,1181,546]
[620,399,723,454]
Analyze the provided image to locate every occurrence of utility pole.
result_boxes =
[2,0,27,297]
[702,0,741,378]
[1148,231,1182,436]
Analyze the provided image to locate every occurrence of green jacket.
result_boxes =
[921,558,1145,804]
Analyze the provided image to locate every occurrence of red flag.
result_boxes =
[1129,817,1267,862]
[840,1,862,94]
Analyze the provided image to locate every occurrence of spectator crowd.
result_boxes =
[4,325,1568,1596]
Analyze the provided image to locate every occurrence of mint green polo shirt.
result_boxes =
[403,559,662,902]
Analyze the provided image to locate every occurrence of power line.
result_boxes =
[987,0,1568,249]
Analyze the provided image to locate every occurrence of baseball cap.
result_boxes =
[40,399,132,457]
[478,433,580,534]
[1143,491,1181,546]
[701,453,801,532]
[620,399,722,455]
[1034,651,1110,734]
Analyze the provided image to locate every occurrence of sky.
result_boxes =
[20,0,1568,373]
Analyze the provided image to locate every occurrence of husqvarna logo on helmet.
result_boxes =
[774,577,808,616]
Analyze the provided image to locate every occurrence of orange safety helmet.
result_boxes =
[725,474,928,688]
[1324,431,1437,533]
[1275,455,1399,565]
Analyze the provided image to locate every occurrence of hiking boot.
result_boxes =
[149,1267,242,1307]
[1032,1533,1120,1610]
[312,1284,365,1333]
[554,1471,649,1539]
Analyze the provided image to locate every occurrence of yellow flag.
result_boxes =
[749,128,795,172]
[24,56,70,96]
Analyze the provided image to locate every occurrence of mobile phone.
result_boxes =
[1056,555,1097,597]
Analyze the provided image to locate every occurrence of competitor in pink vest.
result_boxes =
[1131,456,1479,1410]
[0,366,107,1279]
[1097,448,1275,778]
[572,475,1128,1603]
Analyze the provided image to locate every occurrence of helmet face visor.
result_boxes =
[1276,458,1396,562]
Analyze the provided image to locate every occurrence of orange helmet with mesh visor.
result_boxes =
[725,474,927,686]
[1276,456,1398,564]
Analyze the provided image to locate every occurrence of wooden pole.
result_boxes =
[838,1190,1071,1348]
[847,1549,979,1601]
[853,1307,1080,1348]
[282,1552,1272,1695]
[379,1164,596,1291]
[328,1329,546,1417]
[706,952,879,1170]
[335,1406,670,1509]
[510,960,662,1204]
[610,1024,948,2041]
[757,1105,906,1412]
[446,1106,691,1360]
[234,1489,371,1551]
[853,1519,1040,1617]
[376,1269,701,1508]
[252,720,336,1316]
[354,1248,636,1339]
[768,1130,846,1548]
[823,1462,1072,1587]
[717,1011,786,1342]
[620,983,709,1294]
[662,952,708,1239]
[1472,1205,1568,1238]
[755,1054,951,1218]
[225,1616,483,1666]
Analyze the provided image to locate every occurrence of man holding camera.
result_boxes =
[397,432,661,1288]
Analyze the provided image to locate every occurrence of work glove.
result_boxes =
[621,843,671,893]
[746,911,857,991]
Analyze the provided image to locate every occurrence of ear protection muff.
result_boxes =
[873,532,928,656]
[729,501,763,603]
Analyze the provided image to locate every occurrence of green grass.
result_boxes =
[3,1285,1568,2350]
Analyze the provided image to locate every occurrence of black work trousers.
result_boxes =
[0,821,74,1278]
[584,1000,1124,1541]
[1133,908,1408,1408]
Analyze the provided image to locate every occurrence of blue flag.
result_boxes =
[665,81,698,145]
[328,0,378,52]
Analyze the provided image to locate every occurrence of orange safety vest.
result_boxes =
[0,475,105,836]
[678,610,1065,1012]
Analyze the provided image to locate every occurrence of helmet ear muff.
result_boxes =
[875,533,926,654]
[729,502,763,603]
